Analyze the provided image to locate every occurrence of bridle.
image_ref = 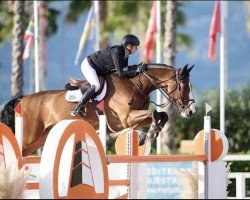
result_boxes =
[131,67,195,113]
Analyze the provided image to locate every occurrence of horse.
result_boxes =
[0,63,196,157]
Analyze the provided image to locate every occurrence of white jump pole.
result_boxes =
[198,115,211,199]
[99,115,107,153]
[98,114,142,198]
[126,130,140,199]
[126,130,149,199]
[14,104,23,156]
[198,104,227,199]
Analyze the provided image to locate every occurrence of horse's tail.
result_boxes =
[0,96,23,133]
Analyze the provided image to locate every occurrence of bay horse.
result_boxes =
[0,63,196,157]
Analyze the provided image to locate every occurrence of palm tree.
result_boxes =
[65,1,149,48]
[11,1,25,98]
[245,2,250,33]
[0,1,59,43]
[161,0,178,154]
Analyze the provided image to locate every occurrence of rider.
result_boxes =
[70,34,143,117]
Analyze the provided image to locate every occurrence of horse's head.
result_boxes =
[131,63,196,118]
[164,64,196,118]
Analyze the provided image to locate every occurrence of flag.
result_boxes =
[143,1,157,62]
[205,103,212,115]
[74,6,96,66]
[23,19,34,62]
[208,1,221,61]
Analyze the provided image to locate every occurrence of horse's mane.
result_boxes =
[112,63,175,77]
[147,63,175,70]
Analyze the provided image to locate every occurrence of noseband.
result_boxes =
[142,68,195,113]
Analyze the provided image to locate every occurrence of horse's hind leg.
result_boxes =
[23,143,43,157]
[22,129,50,157]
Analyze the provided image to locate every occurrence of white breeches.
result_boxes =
[81,58,100,92]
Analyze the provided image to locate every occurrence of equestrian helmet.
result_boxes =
[121,34,140,47]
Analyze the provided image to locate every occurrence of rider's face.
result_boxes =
[130,45,138,54]
[125,44,139,55]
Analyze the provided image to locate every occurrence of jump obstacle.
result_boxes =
[0,105,229,199]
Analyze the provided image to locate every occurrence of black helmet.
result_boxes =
[121,34,140,46]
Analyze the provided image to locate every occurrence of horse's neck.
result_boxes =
[108,65,175,97]
[143,65,176,91]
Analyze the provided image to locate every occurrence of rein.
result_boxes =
[131,67,194,113]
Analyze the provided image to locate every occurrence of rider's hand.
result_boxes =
[128,64,138,71]
[136,62,148,73]
[125,70,139,78]
[140,61,147,67]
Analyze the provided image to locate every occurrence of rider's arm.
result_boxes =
[124,57,128,67]
[110,47,138,78]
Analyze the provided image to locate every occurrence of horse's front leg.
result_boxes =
[127,110,168,145]
[142,110,169,145]
[127,109,153,128]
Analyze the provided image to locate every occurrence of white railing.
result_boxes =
[224,155,250,161]
[223,155,250,199]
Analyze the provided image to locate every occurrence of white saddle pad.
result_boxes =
[65,82,107,103]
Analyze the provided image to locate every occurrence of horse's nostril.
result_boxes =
[189,111,193,116]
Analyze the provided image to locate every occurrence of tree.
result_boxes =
[173,85,250,154]
[161,0,178,154]
[245,2,250,33]
[0,1,59,97]
[11,1,24,98]
[0,1,59,44]
[65,1,149,48]
[65,1,191,49]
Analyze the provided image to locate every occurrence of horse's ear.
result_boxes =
[187,65,194,73]
[179,64,188,75]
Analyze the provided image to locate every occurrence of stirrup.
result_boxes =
[70,106,86,117]
[70,108,78,117]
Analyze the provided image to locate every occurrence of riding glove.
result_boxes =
[123,70,139,78]
[136,62,148,73]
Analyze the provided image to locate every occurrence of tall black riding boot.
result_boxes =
[70,85,96,117]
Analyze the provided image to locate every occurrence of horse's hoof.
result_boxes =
[159,112,168,127]
[152,110,159,123]
[148,130,159,140]
[138,132,149,146]
[152,110,168,128]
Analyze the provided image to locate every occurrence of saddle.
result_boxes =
[70,77,85,87]
[65,77,106,114]
[65,77,105,97]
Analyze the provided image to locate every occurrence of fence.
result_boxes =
[224,155,250,199]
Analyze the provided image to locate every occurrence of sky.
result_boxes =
[0,1,250,104]
[176,1,250,93]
